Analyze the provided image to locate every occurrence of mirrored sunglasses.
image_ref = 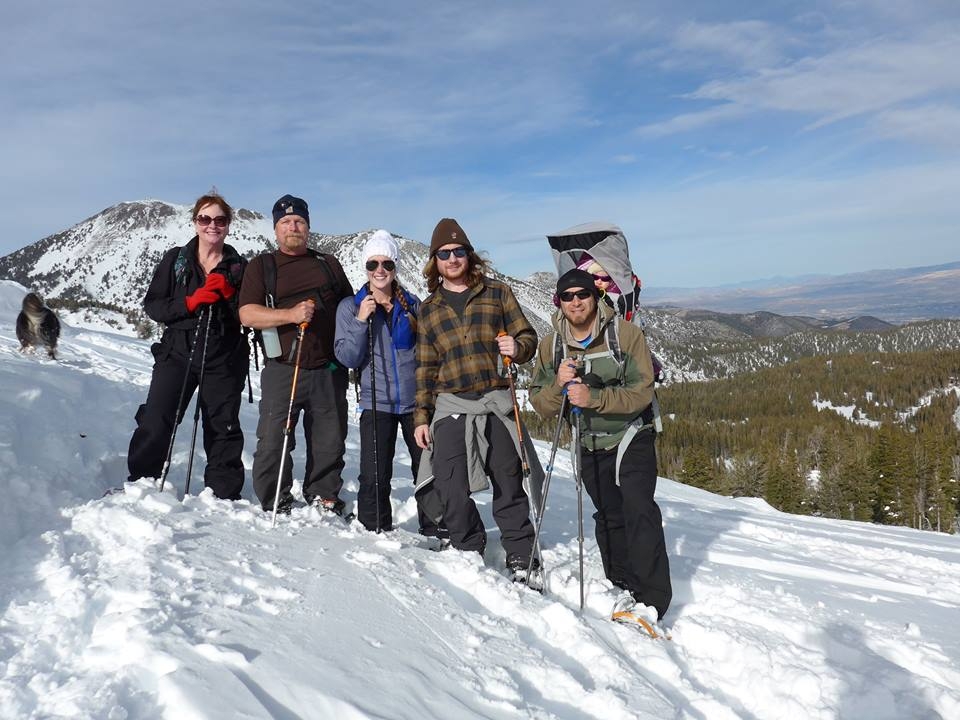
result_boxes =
[559,289,593,302]
[195,214,229,228]
[365,259,396,272]
[435,247,468,260]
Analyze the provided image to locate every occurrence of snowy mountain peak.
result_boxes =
[0,200,557,334]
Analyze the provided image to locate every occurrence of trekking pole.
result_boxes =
[183,307,214,499]
[572,406,585,610]
[272,309,312,527]
[525,390,568,586]
[159,306,208,494]
[497,332,531,479]
[498,331,542,582]
[368,314,381,533]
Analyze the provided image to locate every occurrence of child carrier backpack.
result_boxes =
[547,222,643,324]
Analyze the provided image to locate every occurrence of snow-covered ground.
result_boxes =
[812,394,882,428]
[1,280,959,720]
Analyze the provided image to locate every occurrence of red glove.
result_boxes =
[185,273,236,313]
[205,272,235,299]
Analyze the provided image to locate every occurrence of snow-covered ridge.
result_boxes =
[2,201,960,386]
[2,280,959,719]
[0,200,557,339]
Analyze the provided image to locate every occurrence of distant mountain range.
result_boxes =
[1,200,958,383]
[642,262,960,322]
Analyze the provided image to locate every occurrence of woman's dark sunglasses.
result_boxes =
[592,274,612,282]
[435,247,468,260]
[195,214,229,228]
[365,259,396,272]
[559,289,594,302]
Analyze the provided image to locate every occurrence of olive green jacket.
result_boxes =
[529,302,655,451]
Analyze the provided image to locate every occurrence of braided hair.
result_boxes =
[392,281,417,332]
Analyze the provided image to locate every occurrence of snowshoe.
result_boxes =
[506,553,544,593]
[610,593,670,640]
[312,497,355,522]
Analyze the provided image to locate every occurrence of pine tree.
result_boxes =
[680,447,719,492]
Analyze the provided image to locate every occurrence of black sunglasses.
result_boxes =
[559,289,594,302]
[365,259,396,272]
[435,247,468,260]
[195,214,229,228]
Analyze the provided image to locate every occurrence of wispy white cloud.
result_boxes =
[672,20,788,70]
[702,33,960,123]
[636,104,747,138]
[638,23,960,145]
[868,104,960,149]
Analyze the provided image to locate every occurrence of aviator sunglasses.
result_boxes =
[559,289,594,302]
[365,259,396,272]
[195,214,229,228]
[435,246,468,260]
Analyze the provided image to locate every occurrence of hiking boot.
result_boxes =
[315,497,347,517]
[267,494,294,516]
[611,592,666,638]
[277,501,293,516]
[506,552,540,572]
[611,591,637,616]
[419,523,450,540]
[506,552,543,590]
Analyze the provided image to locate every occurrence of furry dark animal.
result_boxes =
[16,292,61,359]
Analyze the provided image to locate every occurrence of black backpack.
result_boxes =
[249,249,345,367]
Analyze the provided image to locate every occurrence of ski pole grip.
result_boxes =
[496,331,512,366]
[299,298,316,331]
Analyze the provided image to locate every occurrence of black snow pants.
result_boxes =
[357,410,443,536]
[430,413,534,559]
[581,430,672,620]
[127,336,247,500]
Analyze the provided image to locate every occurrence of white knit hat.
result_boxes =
[363,229,399,263]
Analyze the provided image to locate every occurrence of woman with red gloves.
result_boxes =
[126,192,249,499]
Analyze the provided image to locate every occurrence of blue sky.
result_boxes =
[2,0,958,287]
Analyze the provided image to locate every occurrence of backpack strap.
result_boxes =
[258,249,343,309]
[551,331,564,374]
[604,319,625,384]
[304,249,344,311]
[552,323,622,379]
[261,251,278,306]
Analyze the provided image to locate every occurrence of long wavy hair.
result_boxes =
[423,248,489,293]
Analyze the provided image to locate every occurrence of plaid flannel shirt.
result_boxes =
[414,277,537,427]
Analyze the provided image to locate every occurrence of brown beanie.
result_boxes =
[430,218,472,256]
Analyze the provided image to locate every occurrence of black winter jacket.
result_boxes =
[144,236,248,367]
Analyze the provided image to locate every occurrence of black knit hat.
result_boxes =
[556,269,600,298]
[272,194,310,227]
[430,218,472,255]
